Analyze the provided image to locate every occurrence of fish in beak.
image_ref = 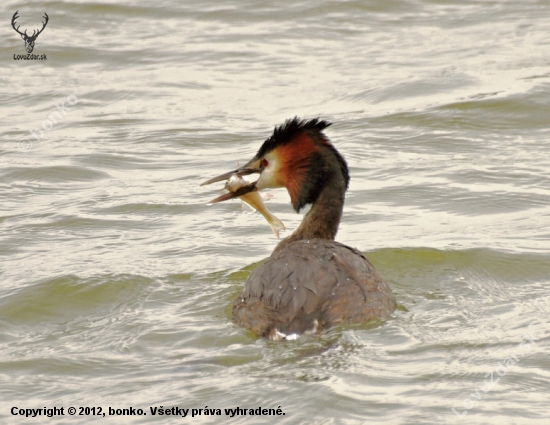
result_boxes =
[201,165,285,238]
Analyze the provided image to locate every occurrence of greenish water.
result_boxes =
[1,0,549,424]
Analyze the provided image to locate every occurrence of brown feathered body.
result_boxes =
[233,239,395,339]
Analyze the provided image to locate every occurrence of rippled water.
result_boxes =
[1,0,549,423]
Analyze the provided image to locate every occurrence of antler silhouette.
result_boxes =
[34,12,49,39]
[11,10,25,37]
[11,10,49,53]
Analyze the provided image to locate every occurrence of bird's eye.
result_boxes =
[261,158,269,168]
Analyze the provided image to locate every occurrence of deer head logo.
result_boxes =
[11,10,49,54]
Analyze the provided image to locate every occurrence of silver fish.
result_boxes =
[225,174,285,238]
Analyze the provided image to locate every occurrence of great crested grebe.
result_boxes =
[202,118,396,339]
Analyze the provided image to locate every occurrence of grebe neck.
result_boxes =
[275,171,346,252]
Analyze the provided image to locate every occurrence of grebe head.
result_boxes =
[202,117,349,212]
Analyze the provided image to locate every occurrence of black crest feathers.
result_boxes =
[255,117,332,159]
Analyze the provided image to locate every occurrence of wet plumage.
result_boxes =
[233,239,395,339]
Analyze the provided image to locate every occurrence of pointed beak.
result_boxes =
[201,161,262,204]
[200,164,261,187]
[207,181,258,204]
